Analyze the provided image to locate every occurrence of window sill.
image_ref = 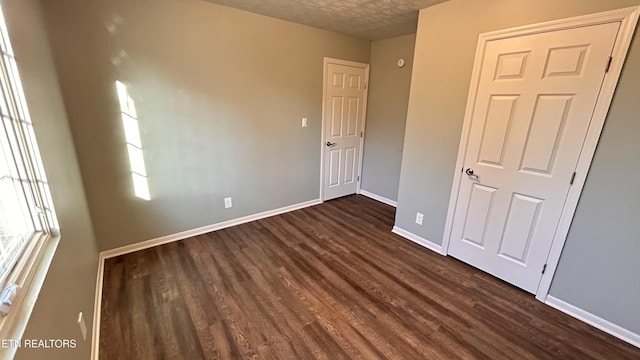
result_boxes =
[0,233,60,359]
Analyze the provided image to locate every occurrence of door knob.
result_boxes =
[465,168,479,180]
[326,141,336,147]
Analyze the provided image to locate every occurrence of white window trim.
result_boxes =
[0,233,59,358]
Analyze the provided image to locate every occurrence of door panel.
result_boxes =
[449,22,620,293]
[344,147,356,183]
[331,97,343,137]
[497,193,543,264]
[495,51,530,80]
[461,184,497,248]
[520,95,573,175]
[543,45,589,77]
[478,95,518,167]
[346,97,359,136]
[328,149,341,187]
[323,62,367,200]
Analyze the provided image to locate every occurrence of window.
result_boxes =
[0,2,57,312]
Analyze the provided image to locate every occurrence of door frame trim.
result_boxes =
[440,6,640,301]
[319,57,370,202]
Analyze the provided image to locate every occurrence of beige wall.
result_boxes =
[361,34,415,202]
[40,0,371,251]
[397,0,640,333]
[1,0,99,359]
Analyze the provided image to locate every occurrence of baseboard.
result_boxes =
[90,255,105,360]
[359,190,397,207]
[100,198,321,259]
[392,226,445,255]
[546,295,640,348]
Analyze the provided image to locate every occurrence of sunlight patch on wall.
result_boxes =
[116,81,150,201]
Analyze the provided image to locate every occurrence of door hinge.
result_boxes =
[542,264,547,274]
[357,175,360,182]
[364,82,368,90]
[569,171,576,185]
[360,131,363,138]
[605,56,613,73]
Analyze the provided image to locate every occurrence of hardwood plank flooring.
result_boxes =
[100,195,640,359]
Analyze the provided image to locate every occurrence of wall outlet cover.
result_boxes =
[77,312,87,341]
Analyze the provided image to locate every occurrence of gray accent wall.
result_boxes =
[40,0,371,251]
[396,0,640,334]
[2,0,99,359]
[361,34,415,202]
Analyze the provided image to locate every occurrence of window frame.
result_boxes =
[0,4,61,356]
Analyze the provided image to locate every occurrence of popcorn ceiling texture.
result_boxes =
[204,0,447,40]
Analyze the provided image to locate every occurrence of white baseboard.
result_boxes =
[359,189,397,207]
[392,226,445,255]
[91,198,321,359]
[100,198,321,259]
[90,255,105,360]
[546,295,640,348]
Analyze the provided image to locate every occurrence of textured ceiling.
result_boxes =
[203,0,448,40]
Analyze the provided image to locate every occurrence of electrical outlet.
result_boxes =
[77,312,87,341]
[224,197,232,209]
[415,212,424,225]
[302,117,308,128]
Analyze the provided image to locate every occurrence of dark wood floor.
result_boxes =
[100,195,640,359]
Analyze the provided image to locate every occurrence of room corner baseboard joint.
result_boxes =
[359,189,397,207]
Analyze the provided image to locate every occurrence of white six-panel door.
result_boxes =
[322,60,368,201]
[448,22,619,293]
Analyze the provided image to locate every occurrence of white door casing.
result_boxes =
[442,7,640,299]
[321,58,369,201]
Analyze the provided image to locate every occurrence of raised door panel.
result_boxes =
[328,149,341,187]
[477,95,519,168]
[543,45,589,78]
[330,97,344,138]
[520,95,573,175]
[332,72,346,88]
[343,147,356,184]
[346,97,359,137]
[494,51,530,80]
[497,193,544,264]
[461,184,498,249]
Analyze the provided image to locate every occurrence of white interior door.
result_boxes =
[448,22,619,293]
[322,60,368,201]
